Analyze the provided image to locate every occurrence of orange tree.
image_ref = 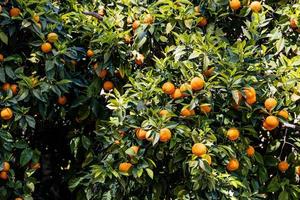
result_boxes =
[65,0,300,199]
[1,0,300,199]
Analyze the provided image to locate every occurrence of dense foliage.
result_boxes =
[0,0,300,199]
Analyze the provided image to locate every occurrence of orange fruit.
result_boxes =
[198,17,208,27]
[227,128,240,141]
[246,96,256,105]
[136,128,147,140]
[162,82,175,95]
[30,162,41,170]
[296,166,300,175]
[250,1,262,13]
[246,146,255,157]
[226,159,239,171]
[124,34,131,44]
[119,162,132,173]
[194,6,200,14]
[265,116,279,129]
[203,67,214,77]
[0,171,8,180]
[47,32,58,43]
[41,42,52,53]
[179,83,192,96]
[143,14,154,24]
[290,18,298,29]
[171,88,183,99]
[1,108,13,120]
[200,104,212,114]
[103,81,114,91]
[94,64,108,79]
[2,83,10,91]
[190,77,205,91]
[132,20,140,30]
[263,121,274,131]
[180,108,195,117]
[0,53,4,62]
[159,128,172,142]
[264,98,277,111]
[159,110,170,117]
[9,7,21,17]
[201,154,212,165]
[98,6,105,16]
[86,49,94,57]
[135,53,144,65]
[37,22,42,29]
[278,110,289,120]
[57,96,67,105]
[192,143,207,157]
[2,161,10,172]
[278,161,289,172]
[10,84,18,95]
[229,0,241,10]
[130,146,139,154]
[244,87,256,99]
[33,15,40,22]
[15,198,23,200]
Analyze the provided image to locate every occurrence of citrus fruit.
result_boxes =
[264,98,277,111]
[226,159,239,171]
[87,49,94,57]
[278,110,289,120]
[41,42,52,53]
[190,77,205,91]
[159,128,172,142]
[246,146,255,157]
[200,104,212,114]
[119,162,132,173]
[250,1,262,13]
[229,0,241,10]
[1,108,13,120]
[9,7,21,17]
[57,96,67,105]
[227,128,240,141]
[162,82,175,95]
[136,128,147,140]
[47,32,59,43]
[278,161,289,173]
[103,81,114,91]
[192,143,207,157]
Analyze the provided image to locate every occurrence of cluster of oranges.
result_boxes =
[229,0,262,12]
[2,82,18,95]
[0,162,10,181]
[41,32,58,53]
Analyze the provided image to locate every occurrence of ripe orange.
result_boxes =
[265,116,279,129]
[162,82,175,95]
[159,110,170,117]
[250,1,262,13]
[1,108,13,120]
[246,96,256,105]
[278,161,289,172]
[244,87,256,99]
[0,53,4,62]
[57,96,67,105]
[119,162,132,173]
[194,6,200,14]
[296,166,300,175]
[203,67,214,77]
[9,7,21,17]
[124,34,132,44]
[227,128,240,141]
[201,154,212,165]
[135,53,144,65]
[2,83,10,91]
[190,77,205,91]
[246,146,255,157]
[93,64,108,79]
[130,146,139,154]
[278,110,289,120]
[86,49,94,57]
[226,159,239,172]
[33,15,40,23]
[103,81,114,91]
[41,42,52,53]
[192,143,207,157]
[10,84,18,95]
[200,104,212,114]
[179,83,192,96]
[263,121,273,131]
[0,171,8,180]
[171,88,183,99]
[180,108,195,117]
[264,98,277,111]
[143,14,154,24]
[159,128,172,142]
[31,162,41,170]
[2,161,10,172]
[229,0,241,10]
[136,128,147,140]
[290,18,298,29]
[132,20,140,30]
[47,32,59,43]
[198,17,208,27]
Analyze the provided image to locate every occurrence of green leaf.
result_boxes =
[278,191,289,200]
[81,135,91,150]
[25,115,36,128]
[146,168,154,179]
[20,148,33,167]
[0,31,8,45]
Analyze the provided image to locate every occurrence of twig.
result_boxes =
[283,122,300,131]
[82,11,103,21]
[279,128,288,158]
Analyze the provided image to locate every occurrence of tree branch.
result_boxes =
[82,11,103,21]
